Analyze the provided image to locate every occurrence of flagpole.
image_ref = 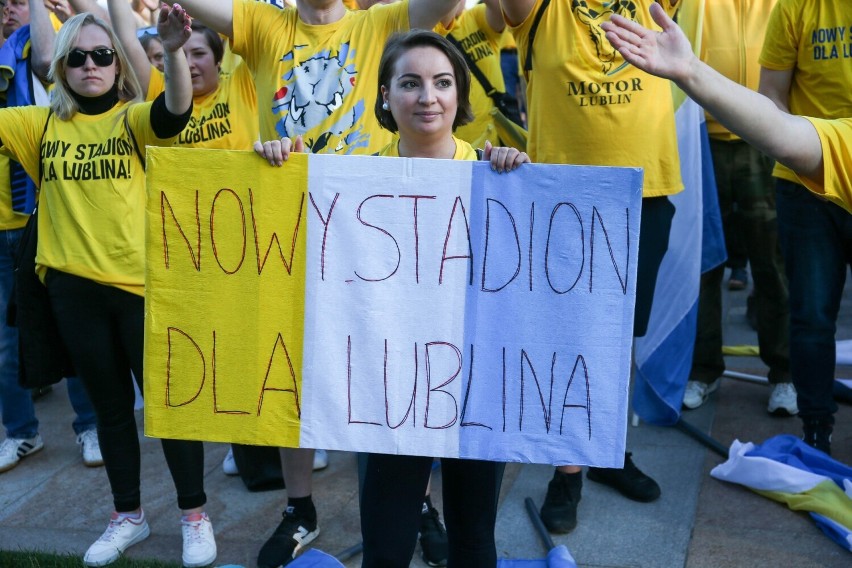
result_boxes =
[675,417,728,457]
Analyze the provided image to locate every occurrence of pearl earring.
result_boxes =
[382,101,389,111]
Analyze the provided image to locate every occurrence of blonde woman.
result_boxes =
[0,6,217,567]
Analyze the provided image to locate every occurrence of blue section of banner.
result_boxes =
[458,161,643,466]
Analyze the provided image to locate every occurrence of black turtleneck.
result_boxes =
[70,86,192,139]
[71,84,119,115]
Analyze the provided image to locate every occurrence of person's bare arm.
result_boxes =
[499,0,535,27]
[409,0,465,31]
[67,0,110,20]
[108,0,152,98]
[28,1,55,80]
[602,3,823,180]
[484,0,504,33]
[159,4,192,115]
[758,67,794,113]
[169,0,233,37]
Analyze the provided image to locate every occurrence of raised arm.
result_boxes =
[108,0,153,98]
[28,0,56,80]
[44,0,73,23]
[167,0,233,37]
[67,0,110,21]
[601,3,823,181]
[484,0,505,33]
[158,3,191,115]
[499,0,535,27]
[410,0,464,31]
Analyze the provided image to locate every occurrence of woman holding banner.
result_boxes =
[0,6,217,567]
[363,31,525,567]
[363,29,523,568]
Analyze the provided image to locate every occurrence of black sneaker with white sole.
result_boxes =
[257,506,320,568]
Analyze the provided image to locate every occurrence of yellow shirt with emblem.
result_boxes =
[378,134,477,161]
[701,0,777,141]
[760,0,852,183]
[0,102,174,295]
[510,0,682,197]
[448,4,511,149]
[232,0,410,154]
[798,117,852,214]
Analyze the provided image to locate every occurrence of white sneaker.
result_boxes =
[77,429,104,467]
[222,447,238,476]
[181,512,217,567]
[84,511,150,567]
[313,449,329,471]
[0,434,44,473]
[768,383,799,416]
[682,379,720,410]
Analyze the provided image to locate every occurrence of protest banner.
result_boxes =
[144,148,642,466]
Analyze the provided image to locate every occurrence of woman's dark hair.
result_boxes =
[375,29,474,133]
[190,21,224,65]
[139,31,161,52]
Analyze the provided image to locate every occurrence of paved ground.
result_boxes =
[1,270,850,567]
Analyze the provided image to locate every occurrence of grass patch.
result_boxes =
[0,551,181,567]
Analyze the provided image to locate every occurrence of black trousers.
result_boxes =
[360,453,505,568]
[47,270,206,512]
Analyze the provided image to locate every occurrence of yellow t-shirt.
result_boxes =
[219,36,244,76]
[378,134,477,161]
[760,0,852,182]
[510,0,682,197]
[0,102,175,295]
[147,63,257,150]
[0,154,28,231]
[448,4,510,149]
[176,63,258,150]
[701,0,777,141]
[798,117,852,214]
[231,0,410,154]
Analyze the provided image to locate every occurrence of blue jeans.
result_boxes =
[775,180,852,420]
[0,227,96,438]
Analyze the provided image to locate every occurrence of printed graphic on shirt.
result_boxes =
[257,0,286,8]
[179,102,233,145]
[568,0,645,108]
[271,42,369,154]
[455,29,496,64]
[810,24,852,60]
[572,0,636,74]
[40,136,135,182]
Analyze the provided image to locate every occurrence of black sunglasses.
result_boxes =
[66,48,116,68]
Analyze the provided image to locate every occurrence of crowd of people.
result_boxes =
[0,0,848,567]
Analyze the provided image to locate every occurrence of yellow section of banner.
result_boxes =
[144,147,308,447]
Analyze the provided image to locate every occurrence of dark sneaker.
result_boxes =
[587,452,661,503]
[540,469,582,534]
[419,504,448,567]
[802,417,833,456]
[257,506,320,568]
